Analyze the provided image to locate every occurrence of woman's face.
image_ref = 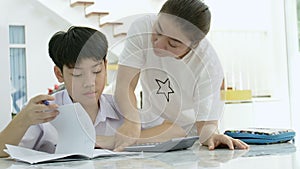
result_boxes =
[151,15,193,59]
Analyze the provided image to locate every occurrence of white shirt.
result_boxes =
[119,15,224,134]
[19,90,123,153]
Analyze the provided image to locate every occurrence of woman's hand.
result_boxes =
[95,136,115,150]
[202,133,249,150]
[113,121,141,151]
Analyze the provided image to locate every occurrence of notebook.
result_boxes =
[4,103,138,164]
[224,128,296,144]
[4,144,137,164]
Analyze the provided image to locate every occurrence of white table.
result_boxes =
[0,142,299,169]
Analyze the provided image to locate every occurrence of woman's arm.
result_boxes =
[95,136,115,150]
[96,120,186,150]
[113,65,142,151]
[137,120,186,144]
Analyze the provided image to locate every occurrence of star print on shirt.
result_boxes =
[155,78,174,102]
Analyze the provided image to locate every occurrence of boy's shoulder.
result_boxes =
[100,94,123,118]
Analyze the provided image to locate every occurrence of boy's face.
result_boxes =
[56,58,107,106]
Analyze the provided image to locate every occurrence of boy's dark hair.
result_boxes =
[160,0,211,42]
[48,26,108,72]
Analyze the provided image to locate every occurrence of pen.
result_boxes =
[42,100,49,106]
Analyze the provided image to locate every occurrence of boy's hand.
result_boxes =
[113,121,141,151]
[17,94,59,127]
[202,133,249,150]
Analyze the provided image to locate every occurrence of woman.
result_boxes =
[113,0,249,151]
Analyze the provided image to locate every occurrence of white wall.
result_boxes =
[206,0,291,129]
[0,16,12,130]
[0,0,70,128]
[284,0,300,141]
[6,0,70,97]
[207,0,288,98]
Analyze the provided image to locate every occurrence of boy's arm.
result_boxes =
[196,121,249,150]
[0,114,31,157]
[114,65,142,151]
[0,95,58,157]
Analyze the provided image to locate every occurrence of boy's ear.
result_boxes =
[54,66,64,83]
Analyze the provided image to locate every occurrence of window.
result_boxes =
[9,25,27,113]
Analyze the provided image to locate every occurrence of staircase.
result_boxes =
[35,0,129,40]
[34,0,165,41]
[33,0,165,87]
[34,0,164,65]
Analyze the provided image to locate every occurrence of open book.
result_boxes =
[4,144,137,164]
[4,103,138,164]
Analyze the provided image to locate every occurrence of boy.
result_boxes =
[0,26,185,157]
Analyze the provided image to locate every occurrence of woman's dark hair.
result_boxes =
[160,0,211,42]
[48,26,108,72]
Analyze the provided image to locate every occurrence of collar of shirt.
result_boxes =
[96,95,120,122]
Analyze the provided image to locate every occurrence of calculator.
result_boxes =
[124,136,199,152]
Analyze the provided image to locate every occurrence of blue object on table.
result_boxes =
[224,128,296,144]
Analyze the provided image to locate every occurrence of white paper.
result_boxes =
[51,103,96,157]
[5,144,87,164]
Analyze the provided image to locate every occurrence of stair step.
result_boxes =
[113,32,127,38]
[99,22,123,28]
[85,11,109,18]
[70,1,94,8]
